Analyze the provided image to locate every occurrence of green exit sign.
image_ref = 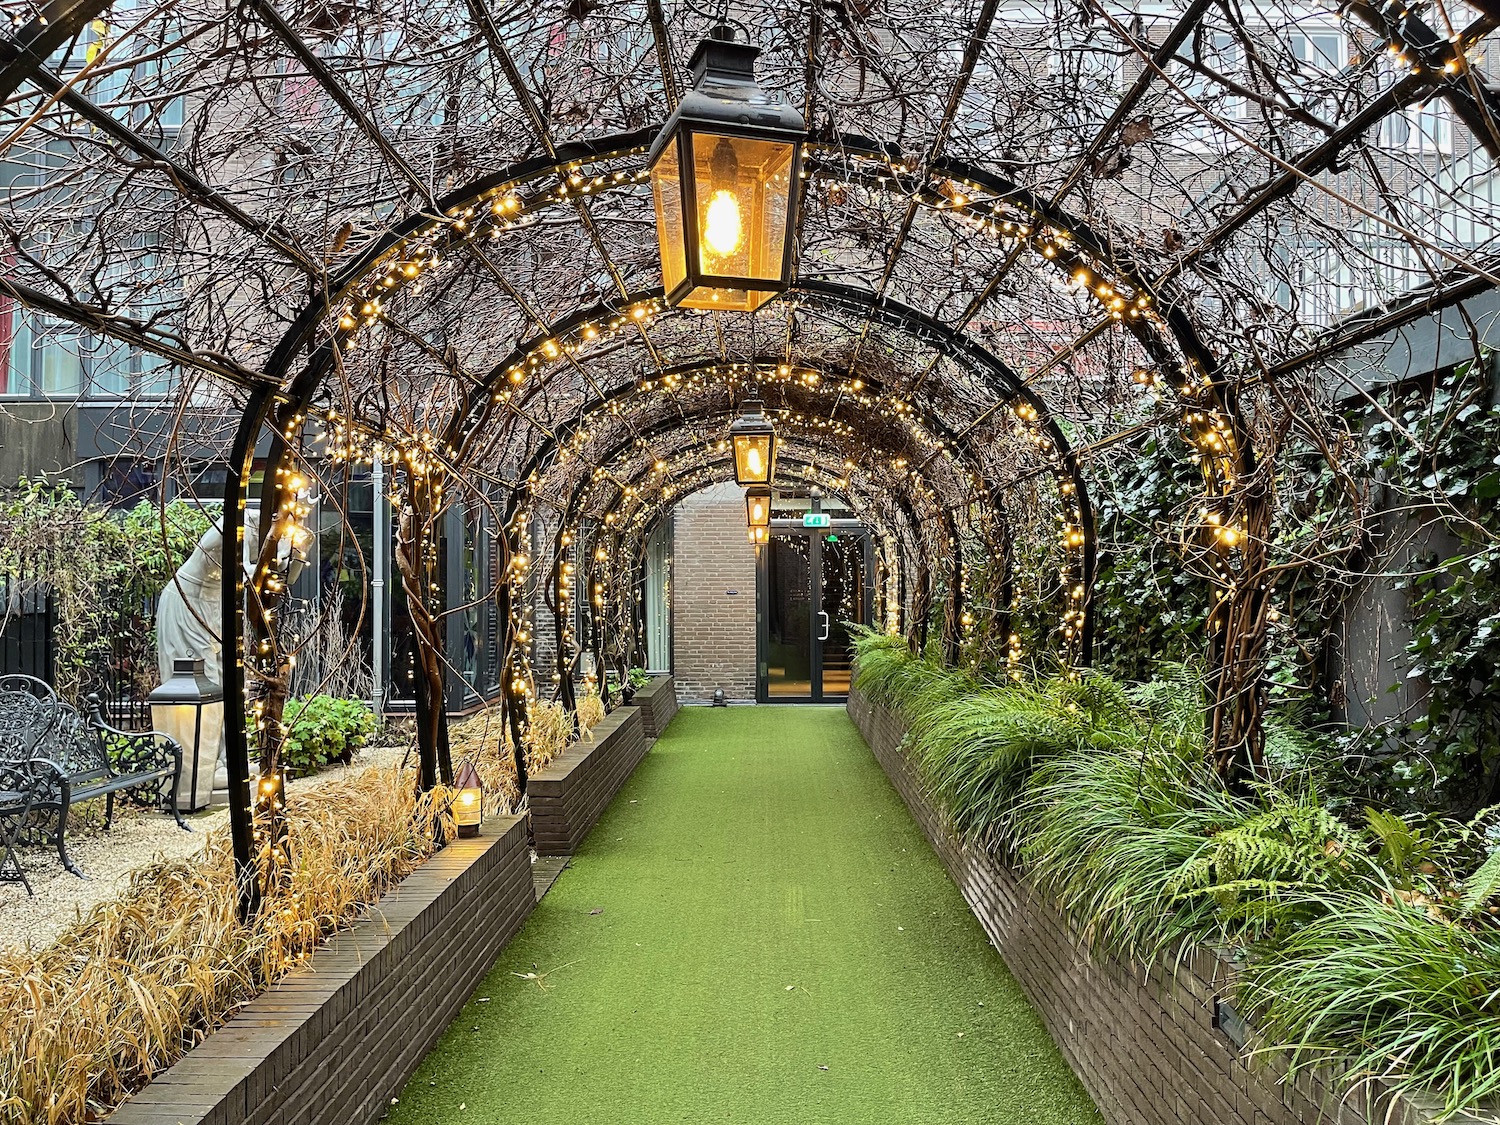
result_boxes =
[803,512,831,528]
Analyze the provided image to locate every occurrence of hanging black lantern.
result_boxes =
[648,26,806,312]
[745,484,772,544]
[729,395,777,486]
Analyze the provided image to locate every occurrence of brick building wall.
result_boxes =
[671,482,757,704]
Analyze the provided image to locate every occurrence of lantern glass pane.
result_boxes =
[649,137,688,298]
[733,433,774,485]
[677,132,796,312]
[746,491,770,527]
[151,698,224,812]
[455,788,482,828]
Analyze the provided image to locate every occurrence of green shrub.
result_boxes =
[275,696,378,775]
[1238,894,1500,1119]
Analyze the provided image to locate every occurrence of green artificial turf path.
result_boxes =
[388,706,1100,1125]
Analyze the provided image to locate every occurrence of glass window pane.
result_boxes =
[0,301,28,395]
[39,330,84,395]
[138,353,172,398]
[819,532,868,698]
[765,532,812,698]
[650,137,687,298]
[687,133,794,283]
[90,336,131,396]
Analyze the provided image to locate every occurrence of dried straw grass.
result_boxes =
[576,690,606,735]
[449,695,609,817]
[0,766,448,1125]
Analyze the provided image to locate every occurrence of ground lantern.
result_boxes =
[148,658,224,813]
[453,759,483,838]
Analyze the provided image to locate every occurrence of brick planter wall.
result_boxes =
[530,704,648,855]
[633,675,679,740]
[847,687,1466,1125]
[106,815,534,1125]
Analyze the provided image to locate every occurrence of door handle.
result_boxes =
[818,611,830,641]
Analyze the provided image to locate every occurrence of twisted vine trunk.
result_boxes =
[942,549,963,666]
[245,453,303,896]
[394,470,452,792]
[1206,439,1276,784]
[496,525,531,815]
[908,562,932,656]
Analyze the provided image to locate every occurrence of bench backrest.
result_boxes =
[0,674,60,760]
[38,704,112,784]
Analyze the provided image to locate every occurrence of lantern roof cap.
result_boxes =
[648,28,806,165]
[147,658,225,704]
[729,395,774,435]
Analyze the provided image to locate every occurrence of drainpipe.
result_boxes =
[372,450,387,717]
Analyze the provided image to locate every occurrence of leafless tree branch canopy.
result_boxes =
[3,0,1499,685]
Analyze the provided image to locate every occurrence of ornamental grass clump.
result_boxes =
[576,689,607,735]
[450,694,606,815]
[528,699,574,770]
[0,767,448,1125]
[1237,894,1500,1119]
[850,629,939,714]
[849,631,1500,1117]
[911,679,1083,843]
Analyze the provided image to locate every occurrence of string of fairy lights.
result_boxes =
[235,100,1253,844]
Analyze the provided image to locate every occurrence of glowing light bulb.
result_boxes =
[746,444,763,476]
[704,190,743,257]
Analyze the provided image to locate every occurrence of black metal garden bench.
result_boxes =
[0,763,42,895]
[0,675,188,881]
[0,675,60,894]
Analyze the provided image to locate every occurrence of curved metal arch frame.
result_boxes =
[584,450,938,681]
[490,355,999,494]
[498,358,1015,551]
[528,408,967,607]
[558,426,961,584]
[527,388,994,564]
[564,414,983,661]
[213,130,1253,916]
[4,6,1498,906]
[478,280,1094,644]
[552,447,937,705]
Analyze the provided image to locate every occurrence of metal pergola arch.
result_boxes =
[4,0,1500,913]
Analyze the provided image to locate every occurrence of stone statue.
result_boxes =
[156,509,299,789]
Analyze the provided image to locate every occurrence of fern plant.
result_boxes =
[1167,785,1371,945]
[1460,848,1500,917]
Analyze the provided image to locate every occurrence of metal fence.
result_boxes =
[0,561,157,731]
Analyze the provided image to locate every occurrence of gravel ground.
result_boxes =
[0,743,410,953]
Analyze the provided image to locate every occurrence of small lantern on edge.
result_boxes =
[148,658,224,814]
[730,395,777,486]
[454,759,483,838]
[648,25,806,312]
[745,484,772,544]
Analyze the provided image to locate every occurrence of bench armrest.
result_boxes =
[0,760,41,800]
[1,756,67,805]
[85,696,184,779]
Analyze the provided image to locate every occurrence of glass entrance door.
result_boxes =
[759,527,872,701]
